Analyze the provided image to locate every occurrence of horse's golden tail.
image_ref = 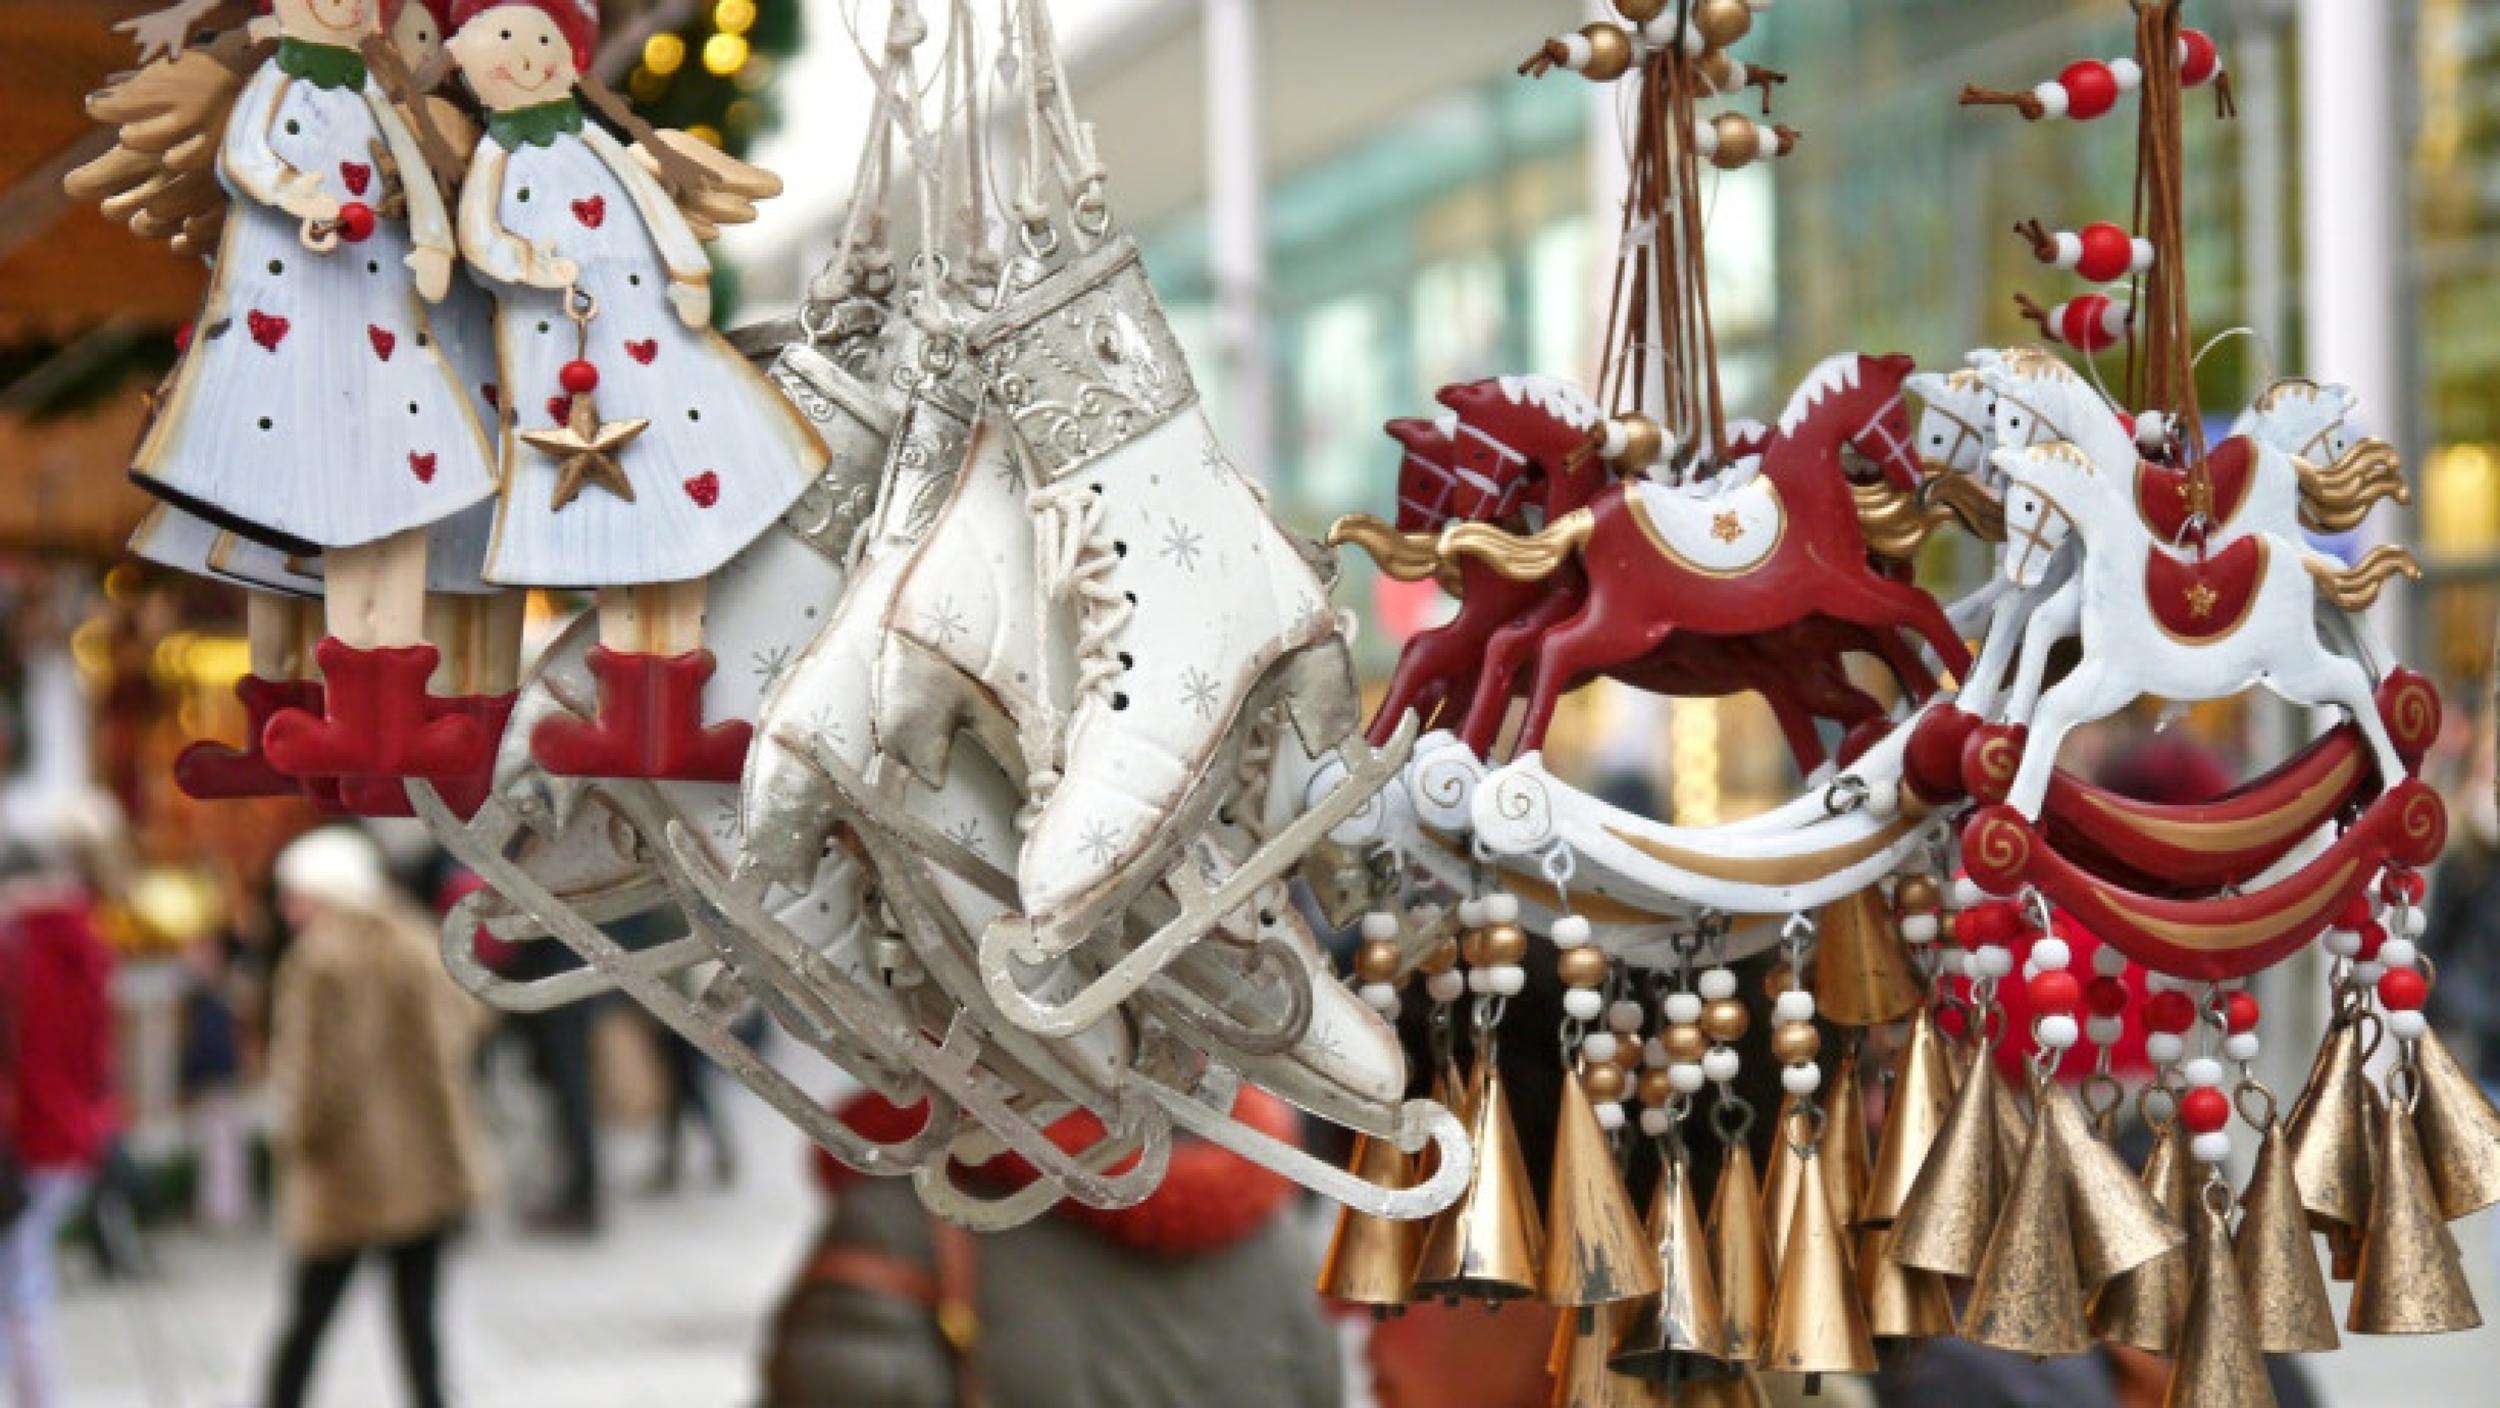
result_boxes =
[1327,514,1445,582]
[2298,438,2410,533]
[1852,471,2007,559]
[2308,542,2421,613]
[1437,508,1595,584]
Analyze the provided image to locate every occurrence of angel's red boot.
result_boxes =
[174,676,323,800]
[531,648,752,783]
[262,639,489,781]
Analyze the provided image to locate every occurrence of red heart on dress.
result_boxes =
[682,471,720,507]
[409,452,438,483]
[340,162,372,196]
[247,310,289,351]
[625,339,657,365]
[572,195,605,229]
[481,383,500,410]
[368,325,396,361]
[546,395,571,425]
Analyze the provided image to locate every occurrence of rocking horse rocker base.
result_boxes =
[174,674,326,800]
[531,646,753,783]
[262,639,491,783]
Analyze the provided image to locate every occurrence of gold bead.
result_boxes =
[1660,1024,1709,1064]
[1614,0,1669,22]
[1556,946,1611,989]
[1416,937,1459,977]
[1698,49,1744,93]
[1479,922,1528,967]
[1700,997,1750,1044]
[1938,911,1957,944]
[1459,928,1487,967]
[1708,112,1762,171]
[1583,1062,1628,1103]
[1356,939,1402,985]
[1580,22,1635,82]
[1770,1022,1822,1066]
[1694,0,1753,48]
[1895,875,1941,913]
[1638,1068,1678,1107]
[1607,414,1664,471]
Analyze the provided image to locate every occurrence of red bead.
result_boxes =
[2086,975,2130,1018]
[2335,893,2374,929]
[2075,221,2137,282]
[2381,870,2426,906]
[560,360,601,395]
[174,322,194,354]
[2354,919,2386,960]
[2379,967,2428,1012]
[2145,989,2197,1035]
[1958,900,2015,949]
[2222,990,2260,1035]
[2178,1085,2230,1135]
[2058,294,2126,352]
[2059,59,2121,120]
[2028,969,2081,1016]
[2179,29,2220,86]
[337,202,377,243]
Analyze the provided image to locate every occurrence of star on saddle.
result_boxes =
[2185,581,2219,618]
[522,395,647,511]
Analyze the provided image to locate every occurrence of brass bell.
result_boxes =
[2087,1119,2195,1353]
[1811,888,1923,1026]
[1760,1131,1878,1378]
[1961,1103,2092,1359]
[2408,1024,2500,1220]
[2165,1195,2275,1408]
[1708,1137,1774,1363]
[1858,1223,1954,1341]
[1891,1038,2004,1277]
[2286,1018,2374,1232]
[1759,1097,1809,1269]
[2041,1078,2183,1288]
[1864,1007,1956,1227]
[1551,1300,1670,1408]
[1821,1043,1873,1231]
[2234,1115,2339,1354]
[2348,1092,2482,1335]
[1414,1055,1543,1303]
[1317,1135,1426,1309]
[1544,1068,1665,1307]
[1610,1141,1728,1383]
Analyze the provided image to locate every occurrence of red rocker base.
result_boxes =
[337,693,519,820]
[530,648,752,783]
[174,675,325,801]
[261,639,491,782]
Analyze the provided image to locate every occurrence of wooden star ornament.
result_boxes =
[522,394,647,511]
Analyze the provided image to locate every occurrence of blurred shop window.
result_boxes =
[1292,297,1394,516]
[1411,254,1508,402]
[2424,443,2500,682]
[1524,217,1592,386]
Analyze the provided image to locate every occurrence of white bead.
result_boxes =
[2223,1032,2262,1063]
[1864,783,1899,820]
[1899,912,1939,944]
[1489,964,1527,997]
[1698,968,1739,1000]
[1564,988,1605,1021]
[2353,961,2385,986]
[1425,971,1466,1004]
[1583,1033,1620,1064]
[2322,927,2361,958]
[2086,1015,2124,1046]
[1595,1101,1626,1132]
[1360,911,1400,942]
[1458,898,1489,928]
[1639,1107,1673,1136]
[1952,877,1987,909]
[2145,971,2189,993]
[1558,32,1594,72]
[1552,914,1593,949]
[1644,1036,1671,1068]
[2183,1057,2225,1089]
[1483,894,1519,924]
[2146,1032,2186,1065]
[2092,945,2129,977]
[1781,1063,1823,1095]
[1773,990,1817,1025]
[2387,1009,2429,1041]
[2036,1014,2081,1049]
[1702,1046,1742,1083]
[1609,1000,1646,1034]
[2130,237,2156,272]
[2379,938,2419,970]
[1360,982,1401,1014]
[2402,907,2428,939]
[1663,992,1703,1025]
[2108,57,2142,92]
[1466,967,1491,995]
[1690,118,1719,159]
[2190,1131,2232,1165]
[1975,944,2015,979]
[2030,937,2072,972]
[1669,1063,1706,1094]
[2051,231,2083,269]
[2033,81,2070,119]
[2020,960,2040,985]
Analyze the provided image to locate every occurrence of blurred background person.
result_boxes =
[262,827,486,1408]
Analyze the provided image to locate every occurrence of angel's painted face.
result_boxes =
[447,5,580,111]
[391,1,443,76]
[276,0,376,43]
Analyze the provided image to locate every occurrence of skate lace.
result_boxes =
[1023,476,1133,825]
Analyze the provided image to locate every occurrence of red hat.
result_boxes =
[449,0,598,74]
[258,0,409,23]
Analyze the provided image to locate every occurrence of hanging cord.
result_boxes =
[811,0,923,317]
[1011,0,1110,256]
[2132,0,2206,476]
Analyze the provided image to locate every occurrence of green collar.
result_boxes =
[276,38,367,92]
[487,97,586,151]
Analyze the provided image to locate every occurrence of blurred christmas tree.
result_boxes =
[620,0,802,158]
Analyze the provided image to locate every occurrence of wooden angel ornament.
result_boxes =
[445,0,825,782]
[123,0,504,788]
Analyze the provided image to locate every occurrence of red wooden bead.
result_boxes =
[2075,221,2136,282]
[2145,989,2197,1035]
[2335,893,2374,929]
[1935,1002,1969,1041]
[2086,975,2130,1018]
[2222,990,2260,1035]
[2379,967,2428,1012]
[2381,870,2425,906]
[2179,29,2220,86]
[2058,294,2127,352]
[338,202,377,243]
[1958,901,2016,948]
[2059,59,2120,119]
[560,360,601,395]
[2028,969,2081,1016]
[2178,1085,2230,1135]
[2354,919,2386,960]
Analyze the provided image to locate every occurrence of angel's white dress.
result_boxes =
[424,268,506,595]
[459,102,825,587]
[127,503,319,597]
[131,43,497,555]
